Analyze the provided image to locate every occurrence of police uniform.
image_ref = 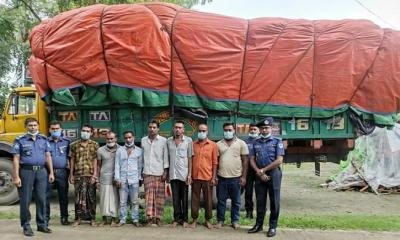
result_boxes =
[243,136,258,216]
[46,136,70,225]
[12,134,51,232]
[249,118,284,233]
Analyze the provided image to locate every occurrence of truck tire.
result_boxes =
[0,158,19,205]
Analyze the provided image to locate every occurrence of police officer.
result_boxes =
[243,123,259,219]
[46,120,70,226]
[248,117,284,238]
[12,117,55,237]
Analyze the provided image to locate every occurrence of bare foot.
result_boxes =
[232,223,240,230]
[110,221,119,227]
[117,222,125,227]
[98,220,107,226]
[172,222,178,228]
[190,222,197,229]
[144,219,153,227]
[205,221,213,229]
[72,220,80,227]
[90,220,97,227]
[132,222,141,227]
[155,218,162,227]
[183,222,189,228]
[214,223,223,229]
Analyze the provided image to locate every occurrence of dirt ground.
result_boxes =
[1,219,400,240]
[280,162,400,216]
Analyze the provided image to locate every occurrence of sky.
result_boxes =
[193,0,400,30]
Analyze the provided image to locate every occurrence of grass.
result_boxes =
[279,214,400,232]
[2,206,400,232]
[0,211,19,219]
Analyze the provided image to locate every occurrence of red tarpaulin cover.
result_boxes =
[29,3,400,119]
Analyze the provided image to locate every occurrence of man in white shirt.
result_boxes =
[141,120,168,226]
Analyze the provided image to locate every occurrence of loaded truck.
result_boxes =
[0,2,399,205]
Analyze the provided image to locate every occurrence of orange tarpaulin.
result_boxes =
[29,3,400,119]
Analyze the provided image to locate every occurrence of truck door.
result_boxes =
[4,91,38,136]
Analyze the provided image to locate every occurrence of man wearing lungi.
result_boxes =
[97,131,120,227]
[141,120,169,226]
[69,124,99,227]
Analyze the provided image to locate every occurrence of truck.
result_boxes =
[0,84,356,205]
[0,3,399,205]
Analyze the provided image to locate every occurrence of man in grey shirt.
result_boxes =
[141,120,169,226]
[167,120,194,228]
[97,131,120,227]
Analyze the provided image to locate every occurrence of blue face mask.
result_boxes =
[198,132,207,140]
[223,131,234,140]
[51,130,62,138]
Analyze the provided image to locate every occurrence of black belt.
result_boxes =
[20,165,45,171]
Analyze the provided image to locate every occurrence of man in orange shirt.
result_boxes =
[190,124,218,229]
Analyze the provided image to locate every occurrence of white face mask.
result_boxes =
[28,130,39,136]
[106,142,116,148]
[125,142,134,148]
[198,132,207,140]
[81,131,91,140]
[261,133,271,139]
[248,132,258,138]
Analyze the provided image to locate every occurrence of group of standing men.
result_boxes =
[12,117,284,238]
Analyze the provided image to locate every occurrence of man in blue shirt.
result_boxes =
[115,130,143,227]
[12,118,55,237]
[46,120,70,226]
[243,123,259,219]
[248,117,284,238]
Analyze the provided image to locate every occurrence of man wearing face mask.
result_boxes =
[69,124,99,227]
[215,122,249,230]
[248,117,284,238]
[12,118,54,237]
[97,131,120,227]
[243,123,260,219]
[114,131,143,227]
[167,120,193,228]
[190,123,218,229]
[46,120,70,227]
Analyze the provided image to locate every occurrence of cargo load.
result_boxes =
[29,3,400,125]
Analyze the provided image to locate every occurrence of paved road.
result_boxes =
[0,220,399,240]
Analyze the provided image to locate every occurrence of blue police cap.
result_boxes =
[257,117,274,127]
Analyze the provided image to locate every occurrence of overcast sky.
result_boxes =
[193,0,399,30]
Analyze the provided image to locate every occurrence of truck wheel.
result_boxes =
[0,158,18,205]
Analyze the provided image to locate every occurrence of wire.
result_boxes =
[354,0,398,29]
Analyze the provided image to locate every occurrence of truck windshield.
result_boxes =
[8,94,36,115]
